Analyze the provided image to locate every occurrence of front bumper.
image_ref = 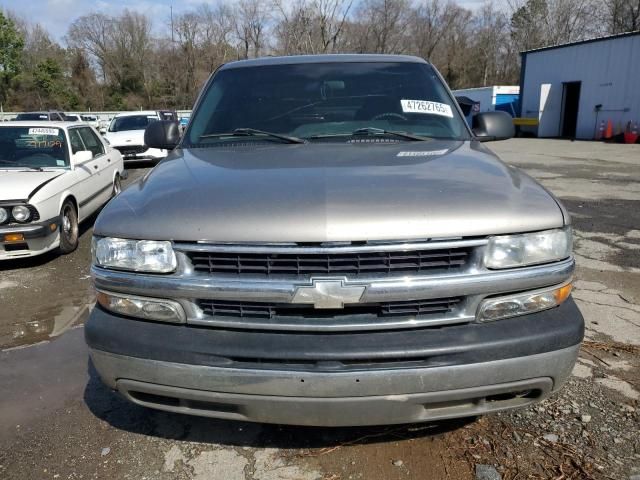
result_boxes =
[86,299,584,426]
[0,216,60,259]
[116,146,167,162]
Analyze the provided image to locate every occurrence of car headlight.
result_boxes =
[478,283,572,322]
[12,205,32,223]
[0,207,8,224]
[484,227,572,269]
[92,237,177,273]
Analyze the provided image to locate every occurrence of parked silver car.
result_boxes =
[86,55,583,427]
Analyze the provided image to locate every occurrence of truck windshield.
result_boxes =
[186,61,470,145]
[109,115,157,132]
[0,127,69,169]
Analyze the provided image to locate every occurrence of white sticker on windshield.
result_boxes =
[397,149,449,157]
[28,128,59,136]
[400,100,453,118]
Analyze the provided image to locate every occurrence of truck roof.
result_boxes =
[220,54,429,70]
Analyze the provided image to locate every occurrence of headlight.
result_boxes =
[92,237,177,273]
[0,207,8,224]
[478,283,572,322]
[12,205,31,223]
[484,227,572,269]
[96,291,185,323]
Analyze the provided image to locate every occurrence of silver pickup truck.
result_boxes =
[85,54,583,427]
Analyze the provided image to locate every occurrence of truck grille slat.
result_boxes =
[198,297,463,320]
[188,248,471,277]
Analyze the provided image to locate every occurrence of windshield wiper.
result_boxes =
[200,128,305,144]
[352,128,431,141]
[308,128,431,142]
[0,160,43,171]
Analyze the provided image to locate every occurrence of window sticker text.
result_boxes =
[28,128,60,136]
[400,100,453,118]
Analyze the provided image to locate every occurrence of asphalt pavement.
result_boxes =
[0,140,639,480]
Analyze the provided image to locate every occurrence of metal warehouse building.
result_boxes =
[519,31,640,139]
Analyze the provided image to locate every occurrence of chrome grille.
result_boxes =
[187,248,472,277]
[198,297,463,320]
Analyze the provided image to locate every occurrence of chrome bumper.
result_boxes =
[90,344,579,427]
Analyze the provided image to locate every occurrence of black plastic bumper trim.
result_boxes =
[85,297,584,370]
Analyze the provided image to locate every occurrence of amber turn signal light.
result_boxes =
[4,233,25,243]
[554,283,573,304]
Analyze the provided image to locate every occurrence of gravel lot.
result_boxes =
[0,139,638,480]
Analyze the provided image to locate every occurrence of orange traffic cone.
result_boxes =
[604,119,613,140]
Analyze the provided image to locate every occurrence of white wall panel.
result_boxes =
[521,34,640,139]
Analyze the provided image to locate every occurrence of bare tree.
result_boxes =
[199,3,235,69]
[234,0,270,59]
[604,0,640,33]
[274,0,353,54]
[472,2,510,86]
[67,13,114,82]
[173,12,201,102]
[351,0,410,53]
[408,0,459,61]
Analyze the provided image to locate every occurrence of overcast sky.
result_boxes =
[4,0,499,42]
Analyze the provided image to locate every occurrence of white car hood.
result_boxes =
[0,170,64,201]
[104,130,145,147]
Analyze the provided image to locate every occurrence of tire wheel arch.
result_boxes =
[59,197,80,254]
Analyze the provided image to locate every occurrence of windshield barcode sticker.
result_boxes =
[400,100,453,118]
[28,128,59,136]
[397,149,449,157]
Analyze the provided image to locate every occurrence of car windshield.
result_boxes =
[109,115,157,132]
[15,113,49,121]
[186,61,470,145]
[0,127,69,169]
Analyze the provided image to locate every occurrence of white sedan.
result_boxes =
[0,122,124,260]
[103,111,168,162]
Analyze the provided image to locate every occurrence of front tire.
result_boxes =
[112,174,122,197]
[59,200,79,254]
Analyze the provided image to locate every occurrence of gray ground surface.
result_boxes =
[0,140,638,480]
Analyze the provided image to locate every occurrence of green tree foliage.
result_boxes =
[0,11,24,104]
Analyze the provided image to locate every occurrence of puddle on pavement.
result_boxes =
[0,326,90,445]
[1,301,93,350]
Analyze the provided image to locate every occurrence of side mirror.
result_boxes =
[73,150,93,165]
[472,111,515,142]
[144,120,180,150]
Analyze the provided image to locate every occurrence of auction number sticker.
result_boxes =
[28,128,59,136]
[397,149,449,157]
[400,100,453,118]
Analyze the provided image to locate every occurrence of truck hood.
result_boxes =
[103,130,145,147]
[95,140,565,242]
[0,170,64,201]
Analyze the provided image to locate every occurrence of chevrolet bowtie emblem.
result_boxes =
[292,279,366,309]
